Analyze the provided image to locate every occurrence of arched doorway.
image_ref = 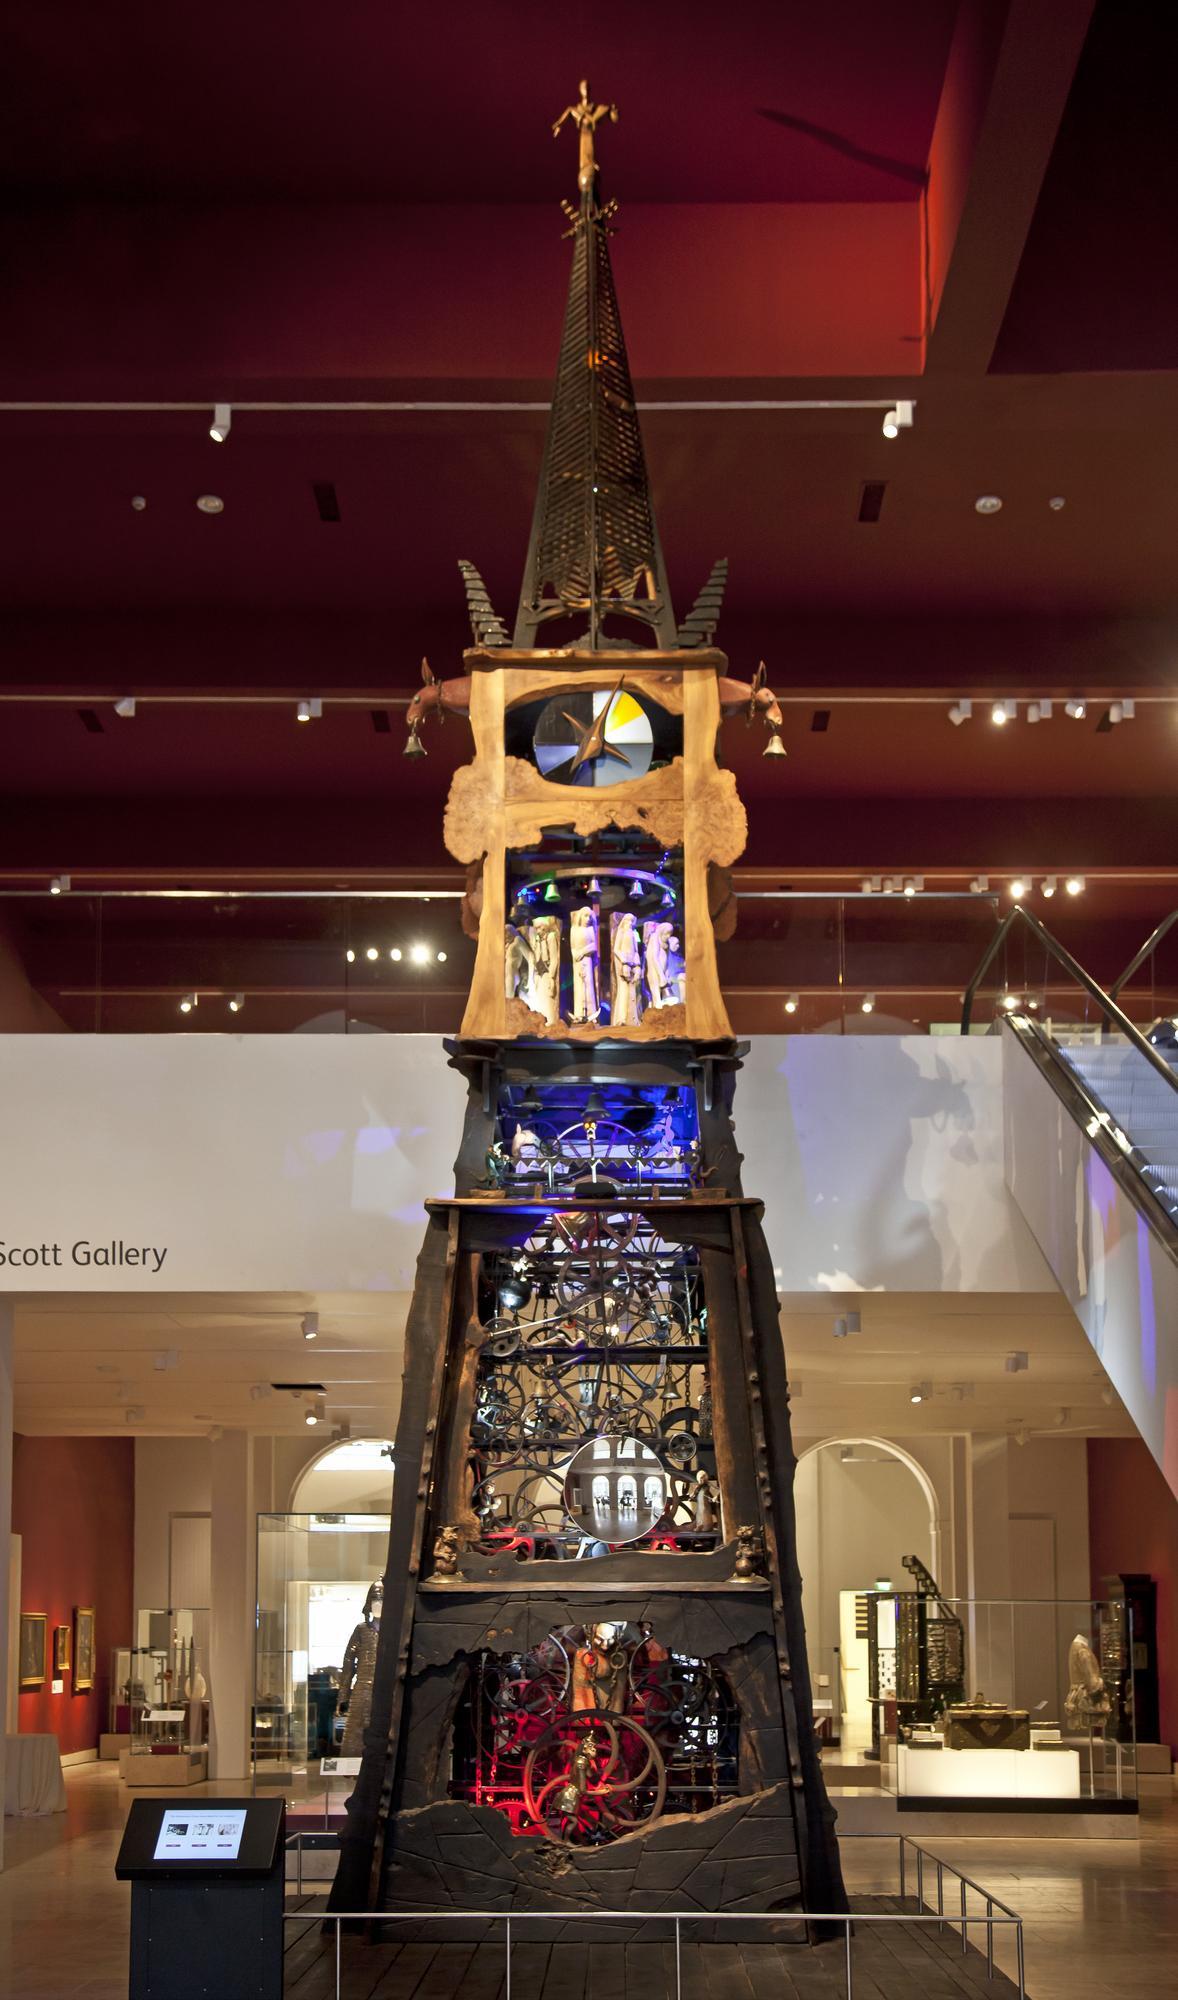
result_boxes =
[291,1437,395,1514]
[794,1438,937,1754]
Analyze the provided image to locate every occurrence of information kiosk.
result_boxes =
[115,1795,285,1998]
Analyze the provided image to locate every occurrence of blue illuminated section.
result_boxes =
[488,1081,700,1194]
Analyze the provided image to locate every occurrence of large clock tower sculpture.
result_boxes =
[332,86,844,1934]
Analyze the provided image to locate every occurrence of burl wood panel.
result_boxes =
[448,649,744,1044]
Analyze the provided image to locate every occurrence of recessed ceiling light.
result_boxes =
[390,946,403,962]
[365,946,379,961]
[975,495,1003,514]
[436,949,448,963]
[345,948,355,963]
[1048,496,1066,511]
[196,494,224,514]
[410,942,430,965]
[131,495,147,512]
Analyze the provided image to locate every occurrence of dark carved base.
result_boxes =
[380,1785,801,1936]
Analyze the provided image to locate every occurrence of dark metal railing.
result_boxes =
[961,903,1178,1096]
[1110,909,1178,1001]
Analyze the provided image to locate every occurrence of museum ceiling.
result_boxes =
[1,1,1176,967]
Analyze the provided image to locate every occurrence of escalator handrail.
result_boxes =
[1109,909,1178,1001]
[961,903,1178,1096]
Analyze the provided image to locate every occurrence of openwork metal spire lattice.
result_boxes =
[513,84,677,651]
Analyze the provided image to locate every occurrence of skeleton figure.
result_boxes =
[570,906,600,1022]
[338,1582,383,1757]
[552,80,618,195]
[529,916,562,1025]
[611,912,643,1026]
[644,920,675,1008]
[504,919,534,1003]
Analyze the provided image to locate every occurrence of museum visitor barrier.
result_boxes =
[253,1511,390,1811]
[116,1607,210,1788]
[858,1571,1140,1810]
[116,1795,285,2000]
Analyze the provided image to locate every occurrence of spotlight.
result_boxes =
[1004,1351,1029,1373]
[784,994,799,1014]
[302,1312,319,1341]
[365,946,379,961]
[209,402,232,443]
[1042,877,1057,897]
[436,950,448,963]
[903,878,916,898]
[860,878,873,894]
[296,698,323,723]
[1027,699,1053,723]
[1064,875,1085,896]
[833,1316,848,1339]
[969,875,989,894]
[948,699,973,726]
[410,942,430,965]
[114,696,137,719]
[345,948,356,963]
[991,699,1017,726]
[1001,992,1019,1010]
[49,874,71,895]
[390,947,403,961]
[909,1383,930,1405]
[179,992,197,1014]
[1109,699,1135,724]
[228,993,244,1013]
[1009,878,1029,900]
[861,993,875,1014]
[882,878,896,894]
[1064,699,1086,720]
[881,400,913,439]
[304,1406,318,1427]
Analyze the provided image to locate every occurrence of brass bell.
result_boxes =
[403,727,427,759]
[763,731,787,758]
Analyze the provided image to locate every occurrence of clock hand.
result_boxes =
[570,677,626,771]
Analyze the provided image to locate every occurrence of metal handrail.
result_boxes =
[961,902,1178,1095]
[283,1830,1026,1999]
[1110,909,1178,1001]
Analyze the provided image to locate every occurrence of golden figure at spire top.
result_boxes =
[552,79,618,196]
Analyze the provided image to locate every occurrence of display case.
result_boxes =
[253,1512,390,1808]
[115,1608,210,1786]
[865,1592,1136,1806]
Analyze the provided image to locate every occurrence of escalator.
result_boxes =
[962,906,1178,1500]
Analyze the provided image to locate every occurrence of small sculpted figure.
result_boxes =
[570,906,600,1022]
[504,919,534,1003]
[611,912,643,1026]
[529,915,562,1025]
[644,920,675,1008]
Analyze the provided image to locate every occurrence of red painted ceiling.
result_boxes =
[1,0,1176,984]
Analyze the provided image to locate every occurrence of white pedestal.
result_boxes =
[898,1744,1081,1800]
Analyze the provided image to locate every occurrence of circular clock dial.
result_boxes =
[533,688,654,787]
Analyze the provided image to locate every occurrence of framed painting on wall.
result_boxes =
[19,1612,47,1690]
[73,1606,96,1693]
[53,1624,71,1676]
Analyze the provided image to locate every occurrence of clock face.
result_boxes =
[532,687,655,787]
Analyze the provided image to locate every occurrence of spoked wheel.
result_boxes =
[523,1709,666,1843]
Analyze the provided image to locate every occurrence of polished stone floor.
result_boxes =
[0,1763,1174,1998]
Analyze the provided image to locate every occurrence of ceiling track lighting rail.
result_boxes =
[0,396,919,419]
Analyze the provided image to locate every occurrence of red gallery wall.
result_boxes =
[1087,1438,1178,1753]
[13,1435,135,1756]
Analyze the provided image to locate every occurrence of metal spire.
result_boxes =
[512,83,677,651]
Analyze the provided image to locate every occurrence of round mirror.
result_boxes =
[563,1436,669,1545]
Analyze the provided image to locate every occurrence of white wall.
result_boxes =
[740,1037,1056,1292]
[133,1436,212,1608]
[0,1032,1055,1296]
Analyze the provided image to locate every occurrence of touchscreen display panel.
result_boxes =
[152,1808,248,1861]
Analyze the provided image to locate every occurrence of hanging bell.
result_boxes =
[763,730,787,758]
[404,725,427,759]
[584,1089,607,1124]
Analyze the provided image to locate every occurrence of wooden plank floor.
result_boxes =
[283,1897,1027,1999]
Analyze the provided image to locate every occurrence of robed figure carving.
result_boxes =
[611,912,643,1026]
[570,906,600,1023]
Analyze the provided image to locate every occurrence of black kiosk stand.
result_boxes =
[115,1796,286,1999]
